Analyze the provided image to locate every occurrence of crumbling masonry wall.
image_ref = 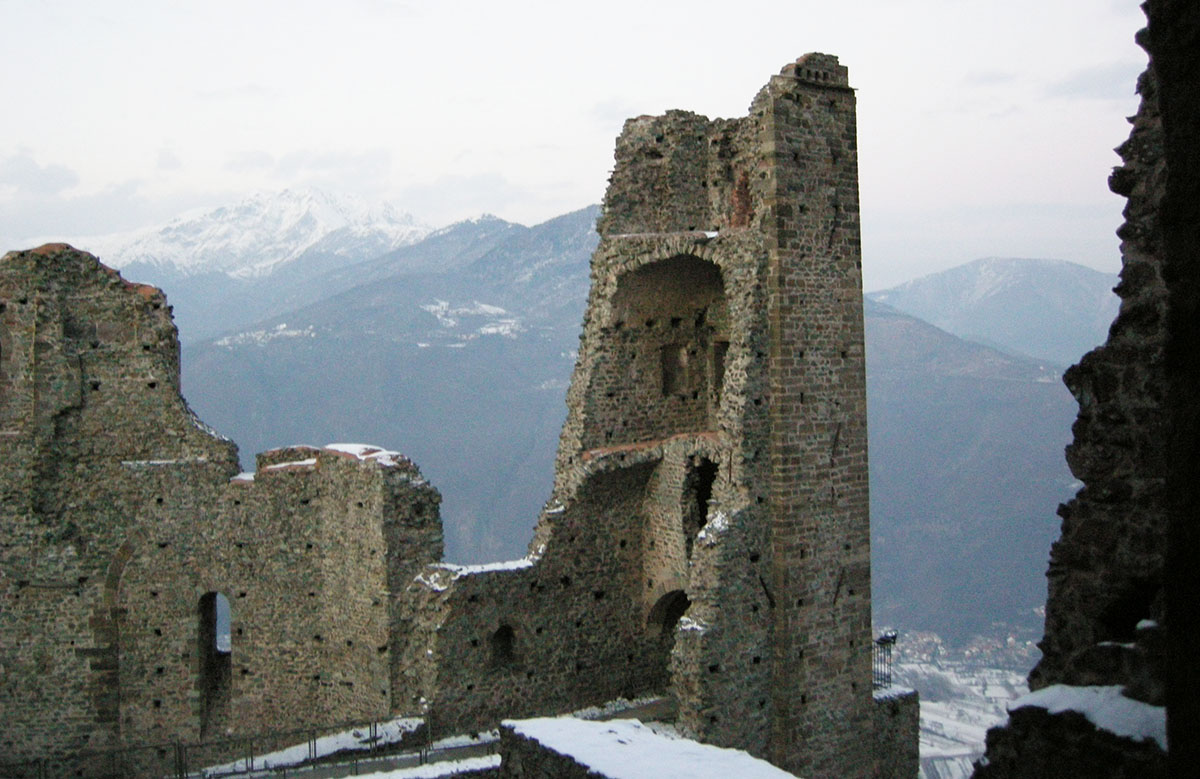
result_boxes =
[397,54,915,778]
[1,55,917,779]
[0,246,441,773]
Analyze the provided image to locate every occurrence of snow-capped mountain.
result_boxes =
[92,188,431,279]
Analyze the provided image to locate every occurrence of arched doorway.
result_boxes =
[646,590,691,690]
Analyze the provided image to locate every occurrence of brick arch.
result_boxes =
[582,254,731,450]
[84,533,143,747]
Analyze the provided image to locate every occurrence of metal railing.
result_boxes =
[0,713,466,779]
[873,630,898,689]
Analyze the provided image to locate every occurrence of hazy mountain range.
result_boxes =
[868,257,1119,366]
[61,189,1119,645]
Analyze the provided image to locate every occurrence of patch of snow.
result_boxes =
[350,754,501,778]
[503,717,796,779]
[231,472,255,483]
[1136,619,1158,630]
[677,617,709,634]
[120,458,209,467]
[188,408,232,442]
[435,558,536,578]
[325,443,408,468]
[430,730,499,749]
[263,457,317,471]
[703,231,719,238]
[1010,684,1166,750]
[544,502,566,515]
[696,511,729,544]
[414,572,449,593]
[571,696,664,721]
[477,319,523,337]
[873,685,915,702]
[202,715,424,775]
[214,322,317,348]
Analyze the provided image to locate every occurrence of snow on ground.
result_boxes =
[325,443,411,469]
[430,730,499,750]
[434,557,536,577]
[894,662,1028,779]
[263,457,317,471]
[569,696,663,721]
[503,717,796,779]
[350,755,501,778]
[202,716,423,775]
[214,323,317,348]
[1012,684,1165,750]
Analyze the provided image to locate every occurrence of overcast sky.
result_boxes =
[0,0,1146,289]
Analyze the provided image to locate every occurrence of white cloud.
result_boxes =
[0,151,80,196]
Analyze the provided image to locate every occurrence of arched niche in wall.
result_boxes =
[587,255,730,448]
[490,624,517,668]
[198,591,232,738]
[644,589,691,692]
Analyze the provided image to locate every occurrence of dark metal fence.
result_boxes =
[0,714,472,779]
[873,630,898,689]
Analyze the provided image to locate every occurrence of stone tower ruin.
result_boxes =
[0,55,916,778]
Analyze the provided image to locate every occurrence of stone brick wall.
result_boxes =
[0,247,441,772]
[872,689,919,778]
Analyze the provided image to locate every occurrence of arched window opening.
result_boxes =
[683,457,719,559]
[490,624,516,667]
[588,255,730,447]
[647,590,691,637]
[198,592,232,738]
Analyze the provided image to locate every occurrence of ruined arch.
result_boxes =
[647,589,691,637]
[586,254,730,448]
[645,589,691,691]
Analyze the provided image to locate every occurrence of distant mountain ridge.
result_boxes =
[868,257,1119,366]
[88,192,1103,644]
[91,187,430,279]
[182,205,601,561]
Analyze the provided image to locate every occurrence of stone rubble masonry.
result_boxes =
[0,54,916,778]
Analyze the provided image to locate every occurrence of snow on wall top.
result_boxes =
[502,717,798,778]
[1010,684,1166,751]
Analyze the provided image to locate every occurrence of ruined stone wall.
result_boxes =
[538,54,888,776]
[114,446,439,748]
[401,457,674,733]
[1027,63,1168,698]
[0,245,240,764]
[0,248,441,771]
[872,689,920,778]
